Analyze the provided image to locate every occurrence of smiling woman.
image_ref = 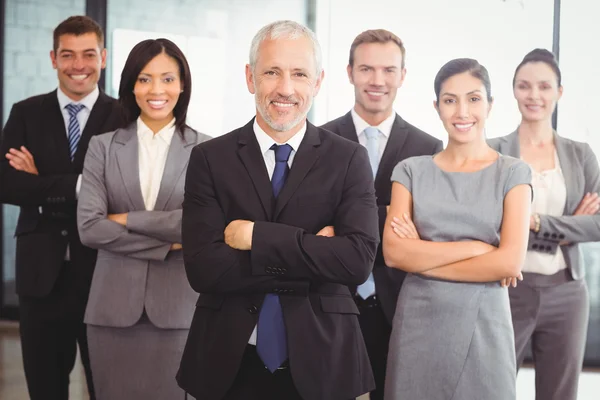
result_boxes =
[382,58,532,400]
[76,37,211,400]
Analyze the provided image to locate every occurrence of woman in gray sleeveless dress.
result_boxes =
[382,59,533,400]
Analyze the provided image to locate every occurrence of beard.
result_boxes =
[255,93,313,132]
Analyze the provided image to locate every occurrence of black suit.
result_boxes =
[177,119,379,400]
[321,111,442,399]
[0,90,122,400]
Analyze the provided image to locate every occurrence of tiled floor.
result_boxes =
[0,322,89,400]
[1,321,599,400]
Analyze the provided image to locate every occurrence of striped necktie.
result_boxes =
[65,103,85,161]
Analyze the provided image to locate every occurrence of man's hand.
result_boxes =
[224,220,254,250]
[108,213,128,226]
[573,192,600,216]
[316,225,335,237]
[6,146,39,175]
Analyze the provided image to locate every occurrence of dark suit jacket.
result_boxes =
[177,119,379,400]
[321,111,443,323]
[0,89,122,297]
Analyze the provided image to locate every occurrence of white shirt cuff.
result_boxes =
[76,174,82,199]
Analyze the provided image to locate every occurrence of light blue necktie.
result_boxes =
[256,144,293,372]
[65,103,85,161]
[357,126,380,299]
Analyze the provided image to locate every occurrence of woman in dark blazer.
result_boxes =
[489,48,600,400]
[77,39,210,399]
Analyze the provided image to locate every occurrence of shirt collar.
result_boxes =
[253,118,307,156]
[351,108,395,138]
[136,117,176,145]
[57,86,99,112]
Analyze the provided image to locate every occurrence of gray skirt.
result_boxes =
[87,313,192,400]
[384,273,516,400]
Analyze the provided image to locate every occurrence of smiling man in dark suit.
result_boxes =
[177,20,379,400]
[0,16,122,400]
[321,29,443,400]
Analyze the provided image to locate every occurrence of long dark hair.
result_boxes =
[118,38,192,132]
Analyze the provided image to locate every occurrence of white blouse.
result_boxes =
[523,151,568,275]
[137,118,175,211]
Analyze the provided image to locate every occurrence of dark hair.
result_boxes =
[118,38,192,132]
[53,16,104,52]
[349,29,406,68]
[512,48,561,87]
[434,58,492,103]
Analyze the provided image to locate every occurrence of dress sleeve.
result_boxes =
[503,159,533,198]
[390,159,413,193]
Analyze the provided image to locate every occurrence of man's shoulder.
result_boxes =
[13,91,56,111]
[319,113,350,134]
[400,116,441,146]
[191,124,246,160]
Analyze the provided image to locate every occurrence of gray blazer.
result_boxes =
[488,130,600,280]
[77,123,211,328]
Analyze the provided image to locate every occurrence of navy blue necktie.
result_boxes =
[65,103,85,161]
[256,143,293,372]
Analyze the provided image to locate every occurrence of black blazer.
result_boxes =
[0,89,123,297]
[177,119,379,400]
[321,111,443,323]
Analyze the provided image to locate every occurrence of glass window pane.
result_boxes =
[106,0,307,137]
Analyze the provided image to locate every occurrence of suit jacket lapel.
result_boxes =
[73,91,115,167]
[274,123,321,219]
[115,123,145,210]
[503,129,578,213]
[554,133,579,214]
[153,127,196,211]
[502,130,521,158]
[375,114,408,193]
[337,112,359,143]
[43,91,72,168]
[237,120,274,220]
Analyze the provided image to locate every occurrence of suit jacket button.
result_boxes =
[61,230,68,236]
[545,246,552,252]
[551,233,557,239]
[532,244,538,250]
[559,234,565,239]
[543,232,550,238]
[247,305,258,314]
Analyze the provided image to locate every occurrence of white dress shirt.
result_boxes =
[248,119,307,345]
[351,107,395,163]
[523,151,568,275]
[56,86,99,260]
[351,108,395,298]
[137,118,176,211]
[57,86,100,196]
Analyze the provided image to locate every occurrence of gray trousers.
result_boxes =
[510,269,589,400]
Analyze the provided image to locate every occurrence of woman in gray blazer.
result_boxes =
[489,49,600,400]
[77,39,210,399]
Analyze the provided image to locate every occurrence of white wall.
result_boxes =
[557,0,600,156]
[314,0,555,142]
